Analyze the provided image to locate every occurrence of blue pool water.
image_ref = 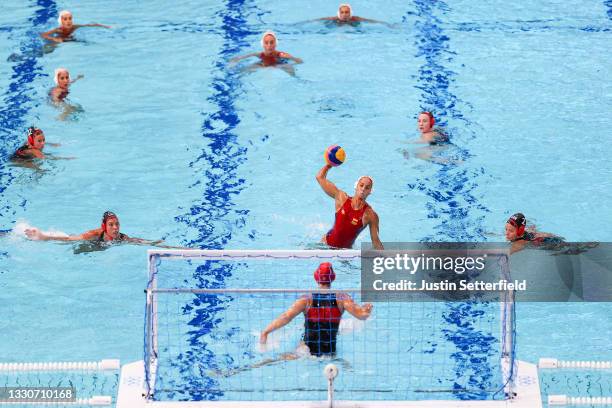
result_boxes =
[1,0,611,404]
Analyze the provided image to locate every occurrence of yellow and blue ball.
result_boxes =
[325,145,346,167]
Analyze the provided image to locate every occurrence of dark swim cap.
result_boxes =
[101,211,118,232]
[507,213,526,235]
[314,262,336,284]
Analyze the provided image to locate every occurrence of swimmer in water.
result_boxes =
[505,213,564,254]
[417,112,448,145]
[12,127,48,160]
[40,10,111,43]
[213,263,372,377]
[50,68,84,104]
[402,111,453,163]
[11,127,69,161]
[260,263,373,354]
[25,211,164,246]
[316,164,383,250]
[230,31,302,75]
[316,4,387,25]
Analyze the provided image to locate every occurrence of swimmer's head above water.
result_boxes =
[418,111,435,134]
[54,67,70,88]
[27,127,45,149]
[58,10,73,28]
[354,175,374,199]
[505,213,526,241]
[314,262,336,285]
[337,3,353,21]
[101,211,121,239]
[260,31,277,53]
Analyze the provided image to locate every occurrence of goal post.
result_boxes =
[117,248,541,408]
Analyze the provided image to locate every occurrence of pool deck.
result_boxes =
[117,359,542,408]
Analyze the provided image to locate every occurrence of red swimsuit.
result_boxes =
[259,51,283,66]
[325,197,370,249]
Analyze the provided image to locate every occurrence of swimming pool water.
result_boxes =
[1,0,611,404]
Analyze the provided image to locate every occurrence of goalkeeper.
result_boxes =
[260,262,373,357]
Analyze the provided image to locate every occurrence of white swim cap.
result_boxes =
[260,31,278,48]
[337,3,353,19]
[58,10,72,25]
[54,67,69,85]
[354,175,374,192]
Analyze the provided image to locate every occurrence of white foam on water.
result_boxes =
[12,220,69,240]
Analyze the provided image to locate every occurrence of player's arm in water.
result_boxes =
[41,23,110,42]
[124,238,190,249]
[25,228,99,242]
[355,17,389,24]
[259,297,308,344]
[70,74,84,84]
[229,52,260,64]
[73,23,111,29]
[338,293,373,320]
[276,51,303,64]
[364,209,384,250]
[311,15,385,22]
[44,154,76,160]
[124,237,162,245]
[19,148,45,159]
[25,228,170,246]
[40,28,65,43]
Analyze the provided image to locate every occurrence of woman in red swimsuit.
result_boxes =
[316,163,384,250]
[25,211,163,246]
[229,31,302,73]
[50,67,84,103]
[40,10,111,44]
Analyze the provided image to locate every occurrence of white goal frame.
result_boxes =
[116,249,541,408]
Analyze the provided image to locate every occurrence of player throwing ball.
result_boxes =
[316,145,383,250]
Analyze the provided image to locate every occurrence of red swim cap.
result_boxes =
[421,111,435,127]
[314,262,335,284]
[27,127,42,146]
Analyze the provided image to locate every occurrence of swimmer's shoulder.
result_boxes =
[364,205,379,222]
[336,189,349,202]
[82,228,103,241]
[60,26,77,36]
[430,129,449,145]
[13,144,33,159]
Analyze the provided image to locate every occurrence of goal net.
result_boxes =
[143,249,516,404]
